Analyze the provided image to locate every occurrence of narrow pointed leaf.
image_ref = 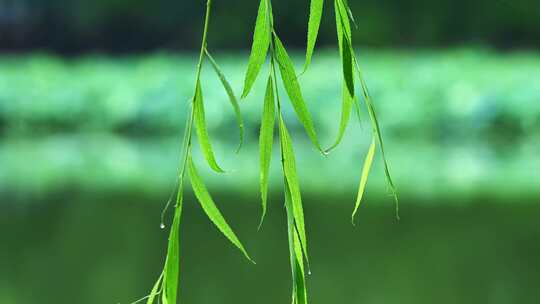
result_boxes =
[162,189,184,304]
[336,0,354,98]
[279,116,309,263]
[273,34,322,152]
[242,0,271,98]
[322,0,356,154]
[325,83,353,153]
[193,80,225,173]
[188,157,254,262]
[341,0,358,29]
[352,138,376,224]
[258,76,275,228]
[353,55,399,218]
[341,33,355,98]
[205,50,245,153]
[161,292,168,304]
[284,188,308,304]
[292,229,308,304]
[284,192,297,303]
[335,0,352,49]
[304,0,324,72]
[339,0,399,217]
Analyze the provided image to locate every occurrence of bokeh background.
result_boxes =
[1,1,539,303]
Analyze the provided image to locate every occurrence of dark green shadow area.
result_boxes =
[2,192,539,304]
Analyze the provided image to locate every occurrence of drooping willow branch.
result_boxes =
[142,1,252,303]
[304,0,399,219]
[242,0,324,301]
[243,0,399,303]
[138,0,398,303]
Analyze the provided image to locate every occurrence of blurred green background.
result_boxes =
[1,1,540,304]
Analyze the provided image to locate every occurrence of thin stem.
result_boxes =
[270,56,281,112]
[156,1,214,300]
[161,0,213,242]
[195,0,212,82]
[178,0,213,192]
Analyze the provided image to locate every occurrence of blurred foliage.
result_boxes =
[1,48,539,138]
[0,49,539,201]
[1,0,539,52]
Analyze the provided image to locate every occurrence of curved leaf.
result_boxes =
[279,116,309,263]
[193,80,225,173]
[352,138,376,224]
[325,0,355,153]
[324,83,354,153]
[335,0,352,48]
[284,188,308,304]
[242,0,271,98]
[341,33,355,98]
[352,54,400,219]
[336,0,355,98]
[304,0,324,72]
[292,227,308,304]
[205,50,245,153]
[162,189,184,304]
[273,34,322,152]
[259,76,275,228]
[340,0,358,29]
[188,157,254,263]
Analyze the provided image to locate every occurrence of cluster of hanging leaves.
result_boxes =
[243,0,318,300]
[243,0,399,302]
[139,0,398,303]
[305,0,399,220]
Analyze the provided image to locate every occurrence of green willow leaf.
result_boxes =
[162,190,184,304]
[285,181,308,304]
[193,80,225,173]
[188,157,255,262]
[205,49,245,153]
[341,0,358,29]
[324,83,353,153]
[323,0,356,154]
[352,55,400,218]
[352,138,376,224]
[292,229,308,304]
[341,33,355,98]
[335,0,352,49]
[258,76,275,228]
[242,0,271,98]
[279,116,309,263]
[335,0,354,98]
[304,0,324,72]
[335,0,361,124]
[273,34,322,152]
[337,0,398,214]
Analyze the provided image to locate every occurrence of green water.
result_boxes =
[2,193,539,304]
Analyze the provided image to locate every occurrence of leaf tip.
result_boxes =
[257,211,266,231]
[240,90,250,100]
